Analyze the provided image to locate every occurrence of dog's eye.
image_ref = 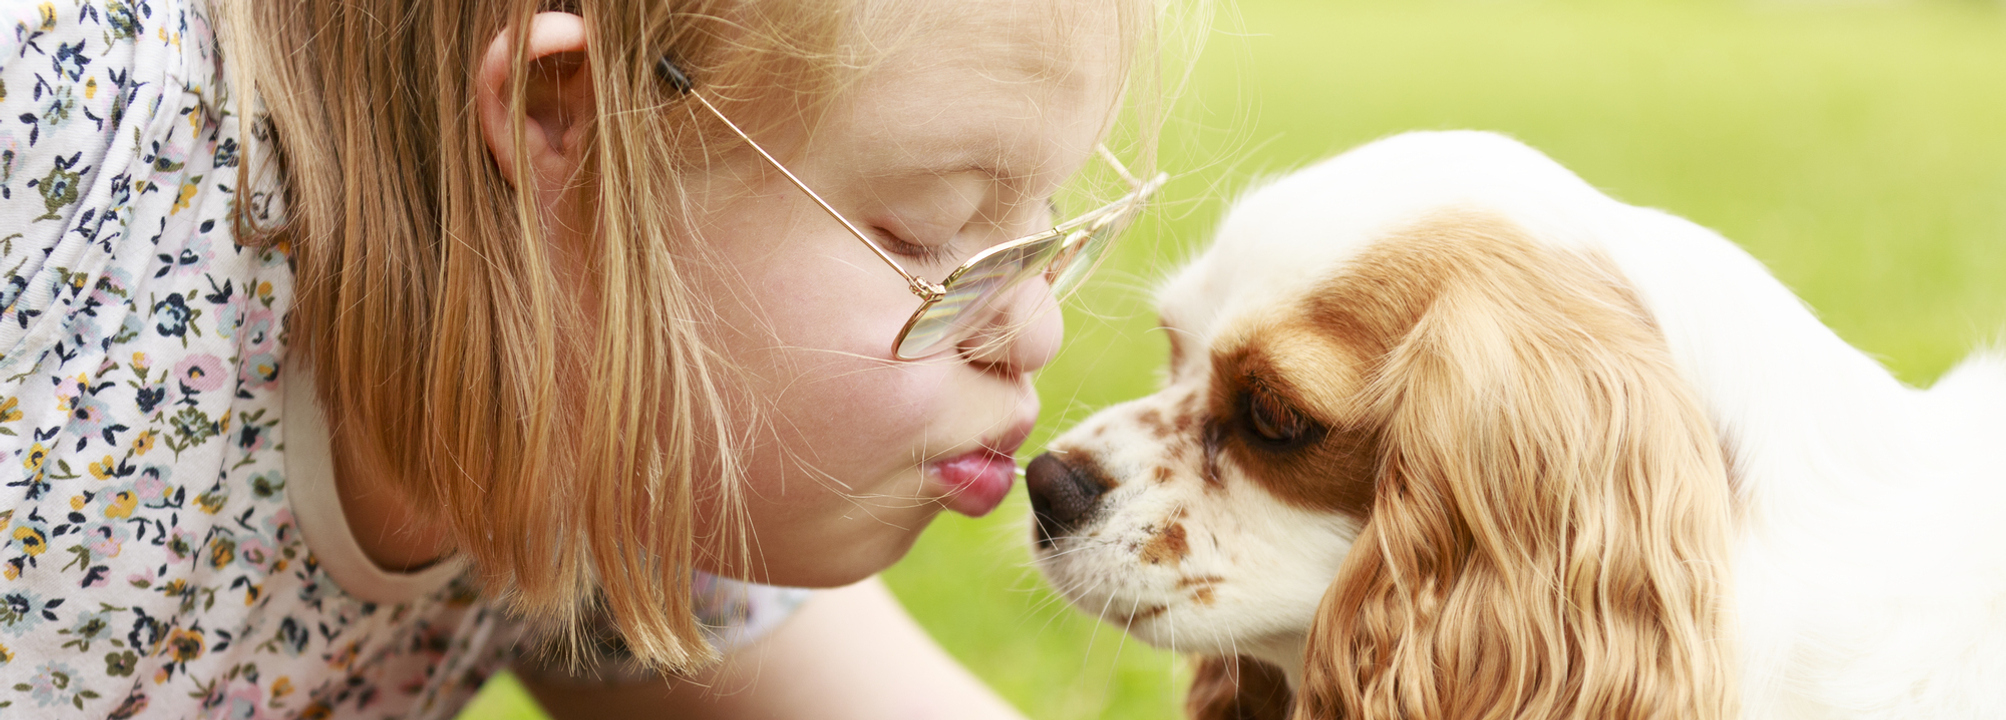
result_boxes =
[1246,389,1308,444]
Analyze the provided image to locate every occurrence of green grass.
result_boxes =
[462,1,2006,717]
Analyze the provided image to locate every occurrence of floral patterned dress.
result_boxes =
[0,2,807,718]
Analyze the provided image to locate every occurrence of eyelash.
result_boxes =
[1243,384,1313,447]
[870,196,1059,266]
[872,227,954,264]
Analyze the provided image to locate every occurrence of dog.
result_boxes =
[1026,131,2006,720]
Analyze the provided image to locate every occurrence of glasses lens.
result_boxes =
[894,235,1064,359]
[1045,204,1132,296]
[893,198,1140,359]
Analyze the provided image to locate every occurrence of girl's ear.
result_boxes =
[476,11,594,213]
[1294,214,1738,720]
[1186,655,1292,720]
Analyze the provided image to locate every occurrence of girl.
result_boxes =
[0,0,1166,717]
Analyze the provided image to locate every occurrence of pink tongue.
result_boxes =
[934,452,1016,517]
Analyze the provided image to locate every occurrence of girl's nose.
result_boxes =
[957,280,1063,375]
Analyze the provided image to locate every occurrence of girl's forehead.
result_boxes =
[824,2,1123,182]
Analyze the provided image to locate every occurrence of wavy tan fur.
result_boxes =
[1293,213,1737,720]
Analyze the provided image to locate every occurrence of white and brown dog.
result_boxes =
[1026,131,2006,720]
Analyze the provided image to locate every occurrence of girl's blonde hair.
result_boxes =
[223,0,1167,672]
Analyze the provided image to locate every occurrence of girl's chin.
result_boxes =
[701,516,935,588]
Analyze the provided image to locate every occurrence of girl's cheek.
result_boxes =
[812,367,947,436]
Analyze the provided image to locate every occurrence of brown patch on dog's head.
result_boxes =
[1204,339,1381,522]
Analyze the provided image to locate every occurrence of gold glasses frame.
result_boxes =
[657,58,1169,360]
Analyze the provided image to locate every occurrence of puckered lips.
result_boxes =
[928,418,1036,517]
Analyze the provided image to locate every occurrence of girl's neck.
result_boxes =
[328,427,457,572]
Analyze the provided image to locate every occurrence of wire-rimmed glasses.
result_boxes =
[657,58,1169,360]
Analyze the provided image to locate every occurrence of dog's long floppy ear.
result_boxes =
[1187,655,1292,720]
[1295,213,1738,720]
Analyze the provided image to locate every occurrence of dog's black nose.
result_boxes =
[1025,452,1107,548]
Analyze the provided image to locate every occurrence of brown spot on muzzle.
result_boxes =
[1139,521,1190,566]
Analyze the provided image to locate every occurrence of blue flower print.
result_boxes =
[59,608,115,651]
[52,40,91,81]
[165,235,214,279]
[63,391,117,445]
[134,384,167,414]
[151,292,193,337]
[1,590,62,637]
[25,660,88,708]
[212,136,238,169]
[239,352,279,391]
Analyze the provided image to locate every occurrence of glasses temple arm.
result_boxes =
[682,88,946,300]
[1096,145,1145,188]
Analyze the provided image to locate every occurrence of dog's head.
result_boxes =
[1030,132,1739,719]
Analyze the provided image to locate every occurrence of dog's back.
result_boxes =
[1929,351,2006,435]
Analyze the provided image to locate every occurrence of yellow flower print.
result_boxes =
[328,640,359,670]
[170,177,200,214]
[195,487,228,514]
[0,396,21,423]
[163,627,205,663]
[105,491,138,519]
[208,538,234,568]
[22,442,48,472]
[89,455,117,480]
[132,429,156,455]
[13,526,46,557]
[85,76,96,99]
[131,352,151,372]
[37,4,54,30]
[271,676,293,698]
[0,641,12,664]
[257,281,273,299]
[69,495,87,511]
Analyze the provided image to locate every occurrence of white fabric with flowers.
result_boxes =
[0,1,808,718]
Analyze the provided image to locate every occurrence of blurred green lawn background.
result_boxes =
[464,0,2006,717]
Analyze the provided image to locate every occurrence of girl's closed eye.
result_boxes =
[869,189,1067,271]
[871,223,957,265]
